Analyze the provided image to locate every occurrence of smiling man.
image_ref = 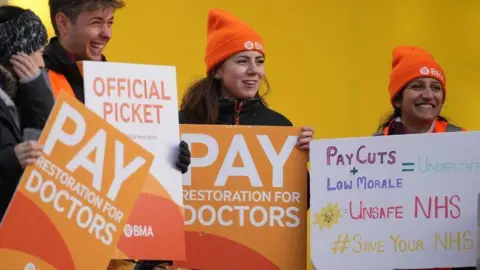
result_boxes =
[44,0,125,103]
[45,1,133,270]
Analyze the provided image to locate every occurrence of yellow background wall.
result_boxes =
[9,0,480,269]
[109,0,480,137]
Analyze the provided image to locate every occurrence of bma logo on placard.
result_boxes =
[124,224,154,238]
[24,263,37,270]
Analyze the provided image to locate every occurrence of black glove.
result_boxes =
[175,140,191,174]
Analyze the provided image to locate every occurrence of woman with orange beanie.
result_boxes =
[180,8,314,139]
[375,45,465,136]
[134,8,313,270]
[377,46,472,270]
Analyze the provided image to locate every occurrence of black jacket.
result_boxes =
[179,97,292,126]
[43,37,107,104]
[15,71,55,130]
[0,72,54,222]
[0,95,22,222]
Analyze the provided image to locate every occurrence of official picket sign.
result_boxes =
[0,92,154,270]
[310,131,480,270]
[81,61,185,260]
[175,125,308,270]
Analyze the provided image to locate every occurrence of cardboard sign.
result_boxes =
[310,132,480,270]
[81,61,185,260]
[175,125,308,270]
[0,92,154,269]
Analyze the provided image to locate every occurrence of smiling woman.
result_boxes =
[179,8,291,127]
[133,8,315,270]
[215,51,266,100]
[374,46,466,136]
[372,46,469,270]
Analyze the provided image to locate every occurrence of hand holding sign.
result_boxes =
[296,126,314,150]
[14,141,43,168]
[175,140,191,174]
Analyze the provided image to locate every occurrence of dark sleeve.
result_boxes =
[0,123,23,221]
[275,112,293,126]
[179,110,192,124]
[178,111,187,124]
[15,71,54,130]
[0,145,22,184]
[266,109,293,127]
[0,114,23,182]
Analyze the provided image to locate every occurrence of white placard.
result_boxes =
[310,131,480,270]
[82,61,182,206]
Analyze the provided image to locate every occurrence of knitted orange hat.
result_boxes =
[389,46,446,103]
[204,9,265,74]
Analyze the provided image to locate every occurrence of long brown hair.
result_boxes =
[180,66,271,124]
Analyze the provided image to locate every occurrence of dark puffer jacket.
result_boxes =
[179,97,292,126]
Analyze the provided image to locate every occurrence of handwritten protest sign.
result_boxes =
[0,92,154,269]
[175,125,308,270]
[310,132,480,270]
[81,61,185,260]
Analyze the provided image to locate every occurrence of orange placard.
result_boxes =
[175,125,308,270]
[0,92,154,270]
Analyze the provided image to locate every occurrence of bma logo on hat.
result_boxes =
[430,68,444,80]
[419,66,444,81]
[420,66,430,75]
[244,41,254,50]
[244,40,264,51]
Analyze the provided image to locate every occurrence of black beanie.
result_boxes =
[0,9,48,66]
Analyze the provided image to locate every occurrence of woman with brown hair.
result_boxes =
[180,8,313,145]
[135,8,314,270]
[376,46,471,270]
[375,46,465,136]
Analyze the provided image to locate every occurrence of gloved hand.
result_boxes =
[175,140,191,174]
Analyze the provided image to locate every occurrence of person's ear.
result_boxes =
[56,12,71,37]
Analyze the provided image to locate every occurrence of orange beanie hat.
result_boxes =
[204,9,265,74]
[389,46,446,103]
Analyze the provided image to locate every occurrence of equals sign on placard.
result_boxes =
[402,162,415,172]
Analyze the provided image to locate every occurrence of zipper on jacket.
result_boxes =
[234,100,245,125]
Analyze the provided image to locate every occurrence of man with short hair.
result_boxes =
[45,0,124,102]
[45,1,189,269]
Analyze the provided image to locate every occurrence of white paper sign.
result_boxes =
[82,61,185,259]
[310,131,480,270]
